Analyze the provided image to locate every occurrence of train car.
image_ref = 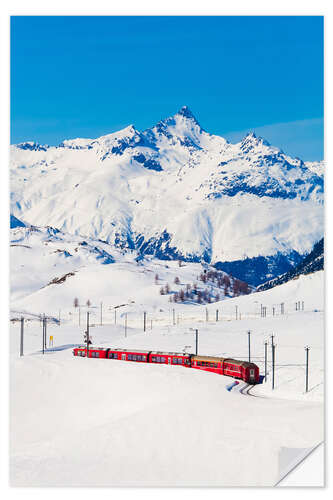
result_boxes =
[107,348,151,363]
[191,355,223,375]
[72,346,109,358]
[191,355,260,384]
[148,351,192,366]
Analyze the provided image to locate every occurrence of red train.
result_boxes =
[73,346,260,384]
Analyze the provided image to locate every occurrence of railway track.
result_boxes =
[239,383,258,397]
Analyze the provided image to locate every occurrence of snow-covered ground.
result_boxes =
[10,266,324,486]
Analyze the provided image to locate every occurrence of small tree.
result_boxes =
[73,297,79,308]
[86,299,91,307]
[165,283,170,294]
[160,286,165,295]
[155,273,159,284]
[178,259,182,267]
[179,289,185,302]
[174,276,180,285]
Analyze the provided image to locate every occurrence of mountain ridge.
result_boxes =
[10,106,324,285]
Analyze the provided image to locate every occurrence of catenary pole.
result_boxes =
[42,315,45,355]
[264,341,268,382]
[305,346,310,393]
[195,329,198,356]
[272,344,275,390]
[248,330,251,362]
[86,312,90,358]
[20,317,24,357]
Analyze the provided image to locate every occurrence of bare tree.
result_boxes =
[73,297,79,308]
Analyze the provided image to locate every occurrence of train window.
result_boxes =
[128,354,132,360]
[160,357,166,363]
[156,356,161,362]
[133,355,137,361]
[151,356,156,362]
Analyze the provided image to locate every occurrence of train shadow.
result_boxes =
[32,343,81,354]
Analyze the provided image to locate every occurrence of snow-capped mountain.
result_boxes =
[10,106,324,285]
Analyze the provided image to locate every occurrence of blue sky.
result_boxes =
[10,16,323,161]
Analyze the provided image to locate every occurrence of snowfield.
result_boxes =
[10,267,324,486]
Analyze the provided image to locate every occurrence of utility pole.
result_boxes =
[280,302,284,315]
[114,308,117,325]
[272,306,275,317]
[272,341,276,390]
[305,346,310,393]
[302,301,304,311]
[264,341,268,382]
[58,309,61,326]
[79,306,81,326]
[86,312,90,358]
[235,305,238,320]
[100,302,103,326]
[247,330,251,362]
[195,329,198,355]
[216,309,219,322]
[20,317,24,357]
[206,308,208,322]
[173,309,175,326]
[42,314,45,355]
[125,313,127,338]
[143,311,147,332]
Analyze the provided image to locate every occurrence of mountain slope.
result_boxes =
[256,238,324,292]
[10,106,324,285]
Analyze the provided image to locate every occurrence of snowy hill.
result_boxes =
[10,268,324,486]
[10,223,252,321]
[10,106,324,284]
